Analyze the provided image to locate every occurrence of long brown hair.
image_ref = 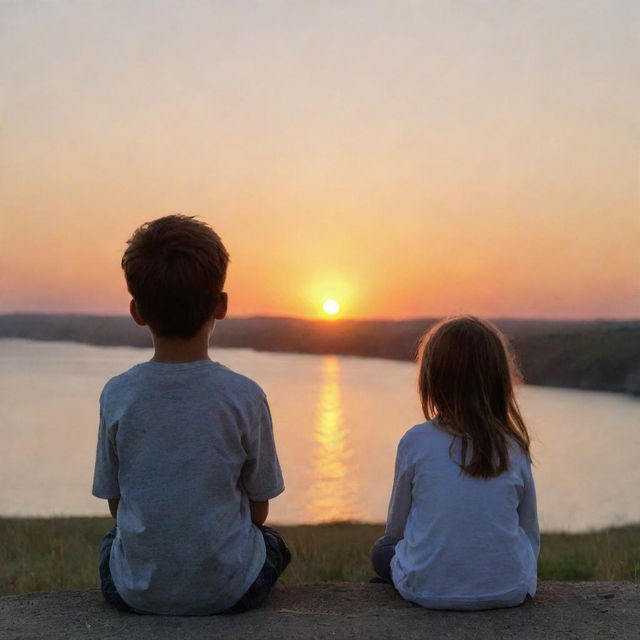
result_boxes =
[418,315,530,478]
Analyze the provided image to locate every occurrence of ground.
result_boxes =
[1,582,638,640]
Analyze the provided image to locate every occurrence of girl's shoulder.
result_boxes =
[398,420,451,454]
[402,418,452,439]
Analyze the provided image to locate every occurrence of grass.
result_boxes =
[1,518,639,597]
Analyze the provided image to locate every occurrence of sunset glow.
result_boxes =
[1,2,638,320]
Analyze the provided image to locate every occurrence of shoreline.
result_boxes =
[3,335,638,403]
[2,331,640,397]
[2,313,639,396]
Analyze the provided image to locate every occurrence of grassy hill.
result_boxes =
[1,518,638,595]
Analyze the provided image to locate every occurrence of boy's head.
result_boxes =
[122,215,230,339]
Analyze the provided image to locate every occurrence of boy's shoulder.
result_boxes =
[208,362,266,403]
[100,360,265,406]
[100,363,144,402]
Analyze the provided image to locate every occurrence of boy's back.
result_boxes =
[93,359,284,615]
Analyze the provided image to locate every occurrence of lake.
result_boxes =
[1,339,638,532]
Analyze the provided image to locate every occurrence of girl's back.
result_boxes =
[388,420,538,610]
[371,316,539,610]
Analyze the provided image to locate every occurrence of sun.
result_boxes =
[322,299,340,316]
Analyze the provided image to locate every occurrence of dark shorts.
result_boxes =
[99,525,291,615]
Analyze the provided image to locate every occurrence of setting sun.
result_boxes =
[322,299,340,316]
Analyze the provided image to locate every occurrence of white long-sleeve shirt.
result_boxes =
[384,420,539,610]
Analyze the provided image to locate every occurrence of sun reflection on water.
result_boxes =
[307,356,360,522]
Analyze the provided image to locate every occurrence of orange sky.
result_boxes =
[1,1,638,320]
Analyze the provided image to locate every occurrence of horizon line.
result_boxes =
[1,310,639,324]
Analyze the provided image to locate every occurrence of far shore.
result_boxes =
[1,518,638,597]
[1,313,640,396]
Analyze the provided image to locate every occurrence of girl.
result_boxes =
[371,315,539,610]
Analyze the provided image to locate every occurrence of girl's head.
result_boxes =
[418,315,530,478]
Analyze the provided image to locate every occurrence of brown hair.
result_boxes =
[418,315,530,478]
[121,215,229,339]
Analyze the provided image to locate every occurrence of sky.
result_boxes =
[1,0,638,320]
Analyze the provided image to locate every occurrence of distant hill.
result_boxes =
[1,313,639,396]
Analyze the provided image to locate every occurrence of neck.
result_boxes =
[150,325,213,363]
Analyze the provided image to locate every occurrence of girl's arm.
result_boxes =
[518,456,540,558]
[381,438,413,545]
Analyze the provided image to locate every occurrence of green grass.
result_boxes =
[538,526,640,582]
[1,518,639,597]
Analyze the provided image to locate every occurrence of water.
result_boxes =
[1,339,638,531]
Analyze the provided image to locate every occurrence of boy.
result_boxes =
[92,215,290,615]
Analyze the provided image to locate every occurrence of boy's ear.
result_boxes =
[214,292,228,320]
[129,299,147,326]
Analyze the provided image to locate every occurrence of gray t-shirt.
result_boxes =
[92,359,285,615]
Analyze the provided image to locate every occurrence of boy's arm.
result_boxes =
[92,390,121,510]
[241,397,285,523]
[250,500,269,526]
[108,498,120,520]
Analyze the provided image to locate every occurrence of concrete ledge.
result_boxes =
[1,582,638,640]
